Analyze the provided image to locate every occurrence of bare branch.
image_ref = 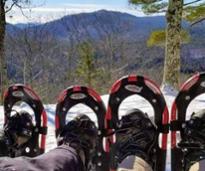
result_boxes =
[5,0,45,20]
[183,0,203,6]
[18,5,31,20]
[5,0,18,13]
[32,70,43,81]
[191,17,205,26]
[111,63,128,74]
[144,9,167,14]
[158,9,167,12]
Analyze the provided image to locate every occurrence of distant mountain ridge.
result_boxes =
[5,10,205,82]
[6,10,205,43]
[7,10,167,42]
[41,10,166,40]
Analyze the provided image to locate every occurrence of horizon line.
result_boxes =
[6,8,165,24]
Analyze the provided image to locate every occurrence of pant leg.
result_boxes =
[0,144,84,171]
[118,157,153,171]
[189,160,205,171]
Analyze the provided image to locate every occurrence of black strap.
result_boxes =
[158,124,169,133]
[170,120,183,131]
[34,126,47,135]
[99,129,109,137]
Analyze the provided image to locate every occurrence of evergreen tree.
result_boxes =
[76,41,105,91]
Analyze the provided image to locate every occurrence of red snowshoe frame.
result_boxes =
[55,85,109,171]
[3,84,47,156]
[105,75,169,171]
[171,72,205,171]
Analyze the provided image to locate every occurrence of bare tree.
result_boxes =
[0,0,7,103]
[0,0,31,103]
[6,20,68,102]
[93,13,129,81]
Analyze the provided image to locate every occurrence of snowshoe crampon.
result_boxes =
[55,86,109,171]
[171,72,205,171]
[105,75,169,171]
[3,84,47,156]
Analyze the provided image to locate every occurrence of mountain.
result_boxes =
[6,24,22,36]
[10,10,205,46]
[15,22,40,29]
[10,10,205,44]
[49,10,165,40]
[16,10,166,42]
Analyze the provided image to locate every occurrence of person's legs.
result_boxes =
[0,114,98,171]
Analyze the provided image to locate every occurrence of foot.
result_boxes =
[57,114,98,169]
[110,109,157,169]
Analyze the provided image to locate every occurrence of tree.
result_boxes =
[0,0,30,103]
[5,22,63,102]
[76,41,105,90]
[76,41,97,87]
[185,3,205,25]
[0,0,7,103]
[129,0,205,89]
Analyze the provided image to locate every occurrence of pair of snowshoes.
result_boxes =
[54,75,169,171]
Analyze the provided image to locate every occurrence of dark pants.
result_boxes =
[0,145,84,171]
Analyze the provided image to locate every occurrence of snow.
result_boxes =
[161,84,178,97]
[1,88,205,171]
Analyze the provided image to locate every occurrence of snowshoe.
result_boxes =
[55,86,109,171]
[3,84,47,156]
[57,114,98,171]
[171,72,205,171]
[105,75,169,171]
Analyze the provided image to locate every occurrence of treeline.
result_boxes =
[4,15,205,103]
[5,24,164,103]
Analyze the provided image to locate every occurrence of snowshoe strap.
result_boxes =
[170,120,183,131]
[157,124,170,133]
[34,126,47,135]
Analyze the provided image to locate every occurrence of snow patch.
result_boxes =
[161,84,178,96]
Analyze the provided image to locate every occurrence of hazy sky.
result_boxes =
[45,0,129,7]
[7,0,145,23]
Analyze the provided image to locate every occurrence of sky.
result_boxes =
[6,0,145,24]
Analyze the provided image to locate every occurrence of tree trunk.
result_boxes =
[0,0,7,104]
[23,58,27,84]
[163,0,183,90]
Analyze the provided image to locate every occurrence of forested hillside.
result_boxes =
[5,10,205,102]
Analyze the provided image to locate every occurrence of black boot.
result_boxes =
[178,109,205,171]
[57,114,98,171]
[110,108,158,169]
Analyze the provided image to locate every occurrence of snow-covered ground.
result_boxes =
[0,89,205,171]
